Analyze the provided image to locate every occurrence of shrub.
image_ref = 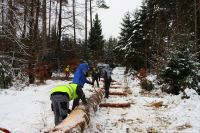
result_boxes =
[160,50,199,95]
[140,79,154,91]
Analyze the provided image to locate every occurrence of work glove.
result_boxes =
[67,109,71,114]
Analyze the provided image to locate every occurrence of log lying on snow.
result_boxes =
[49,89,104,133]
[110,86,125,89]
[99,103,131,108]
[100,79,117,82]
[110,92,128,96]
[0,128,11,133]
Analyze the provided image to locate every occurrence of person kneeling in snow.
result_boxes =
[50,83,88,125]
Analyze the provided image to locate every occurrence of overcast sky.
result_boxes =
[96,0,143,39]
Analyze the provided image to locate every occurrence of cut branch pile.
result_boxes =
[147,101,167,108]
[99,103,131,108]
[49,89,104,133]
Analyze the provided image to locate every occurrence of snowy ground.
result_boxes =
[0,67,200,132]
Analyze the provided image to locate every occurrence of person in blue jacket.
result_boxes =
[72,62,93,109]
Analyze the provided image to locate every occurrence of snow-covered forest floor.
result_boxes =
[0,67,200,133]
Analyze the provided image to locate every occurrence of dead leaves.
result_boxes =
[150,101,164,108]
[147,127,158,133]
[146,101,168,108]
[176,123,192,131]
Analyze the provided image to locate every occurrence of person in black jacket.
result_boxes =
[103,67,112,98]
[91,67,99,87]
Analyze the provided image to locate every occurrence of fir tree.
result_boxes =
[88,13,104,61]
[160,40,200,95]
[115,12,133,67]
[103,37,118,67]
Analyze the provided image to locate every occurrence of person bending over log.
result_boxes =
[50,83,88,125]
[72,62,93,109]
[50,62,93,125]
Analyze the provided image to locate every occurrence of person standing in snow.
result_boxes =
[91,67,99,88]
[64,65,71,80]
[72,62,93,109]
[103,66,112,98]
[50,83,87,125]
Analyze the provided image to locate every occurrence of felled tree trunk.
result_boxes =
[99,103,131,108]
[110,86,124,89]
[0,128,11,133]
[110,92,128,96]
[49,89,104,133]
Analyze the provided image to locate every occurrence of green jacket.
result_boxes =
[51,83,78,100]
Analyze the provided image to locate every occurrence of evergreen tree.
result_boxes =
[115,12,133,67]
[88,13,104,61]
[127,5,149,71]
[103,37,118,67]
[160,39,200,95]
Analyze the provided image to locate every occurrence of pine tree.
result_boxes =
[88,13,104,61]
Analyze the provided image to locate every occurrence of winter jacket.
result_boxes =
[50,83,87,104]
[72,63,91,87]
[50,83,78,100]
[103,68,112,82]
[92,67,99,79]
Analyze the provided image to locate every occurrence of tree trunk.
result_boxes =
[22,0,27,38]
[109,92,128,96]
[8,0,15,36]
[110,85,124,89]
[49,89,104,133]
[28,0,35,84]
[196,0,200,51]
[57,0,62,72]
[194,0,197,53]
[90,0,92,30]
[48,0,52,44]
[85,0,88,45]
[99,103,131,108]
[55,0,58,32]
[29,0,34,39]
[34,0,40,40]
[73,0,76,45]
[42,0,47,50]
[1,0,4,31]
